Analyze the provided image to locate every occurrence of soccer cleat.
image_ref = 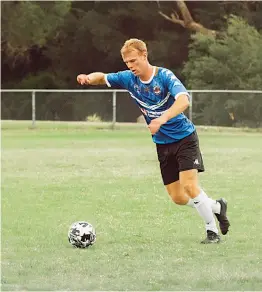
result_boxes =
[215,198,230,235]
[201,230,221,244]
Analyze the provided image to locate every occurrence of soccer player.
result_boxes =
[77,38,230,244]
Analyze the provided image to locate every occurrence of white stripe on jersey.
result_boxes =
[129,92,171,110]
[174,92,190,100]
[104,74,111,87]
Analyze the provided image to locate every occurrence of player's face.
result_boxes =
[122,49,147,77]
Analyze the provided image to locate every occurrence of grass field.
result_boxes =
[1,121,262,291]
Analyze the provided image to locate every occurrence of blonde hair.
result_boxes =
[121,38,147,55]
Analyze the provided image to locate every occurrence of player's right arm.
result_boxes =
[77,70,132,88]
[77,73,106,86]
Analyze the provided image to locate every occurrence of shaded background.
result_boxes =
[1,1,262,126]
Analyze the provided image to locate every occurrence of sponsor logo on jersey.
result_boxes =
[139,107,167,118]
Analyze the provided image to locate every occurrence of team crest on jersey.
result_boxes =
[134,84,140,93]
[153,86,161,95]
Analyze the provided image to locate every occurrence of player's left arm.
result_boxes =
[159,94,190,123]
[148,94,189,135]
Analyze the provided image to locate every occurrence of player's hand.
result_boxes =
[148,116,168,135]
[77,74,90,85]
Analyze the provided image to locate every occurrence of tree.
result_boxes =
[158,1,216,36]
[1,1,71,58]
[183,16,262,127]
[158,1,262,36]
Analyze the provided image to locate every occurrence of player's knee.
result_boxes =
[172,196,186,205]
[168,191,187,205]
[182,180,198,197]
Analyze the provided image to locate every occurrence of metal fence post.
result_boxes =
[112,90,116,129]
[32,91,36,128]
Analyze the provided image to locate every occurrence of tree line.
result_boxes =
[1,1,262,126]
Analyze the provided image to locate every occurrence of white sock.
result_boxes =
[201,189,221,214]
[186,198,195,208]
[186,195,221,214]
[193,191,219,234]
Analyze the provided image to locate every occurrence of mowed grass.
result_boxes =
[1,121,262,291]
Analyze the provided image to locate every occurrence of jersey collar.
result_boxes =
[139,66,156,84]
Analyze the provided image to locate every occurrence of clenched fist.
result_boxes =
[148,116,168,135]
[77,74,90,85]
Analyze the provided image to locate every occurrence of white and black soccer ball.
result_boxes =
[68,221,96,248]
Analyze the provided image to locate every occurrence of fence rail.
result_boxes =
[1,89,262,128]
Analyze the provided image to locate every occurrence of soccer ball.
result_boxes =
[68,221,96,248]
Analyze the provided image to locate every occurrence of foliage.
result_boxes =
[183,15,262,127]
[1,1,71,56]
[86,113,102,122]
[17,72,65,89]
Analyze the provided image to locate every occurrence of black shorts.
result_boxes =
[156,131,204,185]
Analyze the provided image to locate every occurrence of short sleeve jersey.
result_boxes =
[105,67,195,144]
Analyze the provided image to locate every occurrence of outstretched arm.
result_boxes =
[77,72,106,86]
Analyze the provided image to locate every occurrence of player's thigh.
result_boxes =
[177,131,205,174]
[156,143,179,185]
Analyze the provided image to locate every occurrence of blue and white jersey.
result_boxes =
[105,67,195,144]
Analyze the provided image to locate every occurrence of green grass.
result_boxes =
[1,121,262,291]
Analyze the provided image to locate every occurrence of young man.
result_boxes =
[77,38,230,244]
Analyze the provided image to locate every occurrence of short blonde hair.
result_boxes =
[121,38,147,55]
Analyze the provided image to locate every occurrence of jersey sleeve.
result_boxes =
[163,69,191,100]
[105,70,132,89]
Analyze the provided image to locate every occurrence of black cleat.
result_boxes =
[215,198,230,235]
[201,230,221,244]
